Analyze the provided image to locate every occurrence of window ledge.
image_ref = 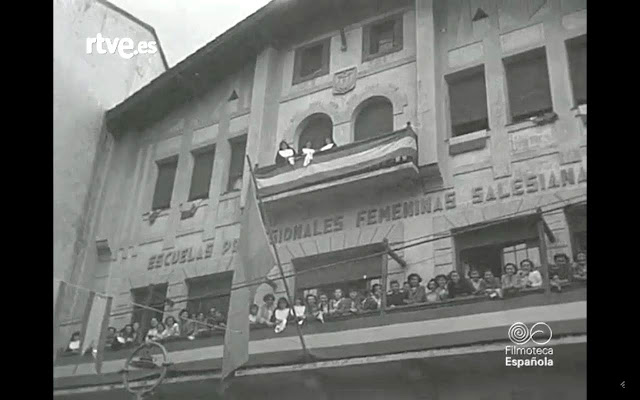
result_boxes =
[362,45,403,63]
[179,199,208,220]
[220,190,241,201]
[142,208,171,224]
[447,129,489,155]
[507,112,558,133]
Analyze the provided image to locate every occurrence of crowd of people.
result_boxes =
[248,252,587,333]
[64,252,586,349]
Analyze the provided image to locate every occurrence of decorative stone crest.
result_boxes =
[332,67,357,95]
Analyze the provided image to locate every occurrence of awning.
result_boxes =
[255,127,418,197]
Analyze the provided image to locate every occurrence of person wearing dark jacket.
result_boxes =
[386,280,405,307]
[447,271,476,298]
[275,140,296,166]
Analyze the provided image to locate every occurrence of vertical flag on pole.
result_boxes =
[80,294,113,374]
[53,278,68,365]
[222,179,276,379]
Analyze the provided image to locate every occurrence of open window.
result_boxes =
[186,271,234,316]
[188,145,215,201]
[152,157,178,210]
[566,35,587,107]
[504,48,553,123]
[446,65,489,137]
[298,113,333,152]
[293,38,331,85]
[362,14,403,62]
[131,283,168,335]
[354,96,394,142]
[227,135,247,192]
[566,204,586,254]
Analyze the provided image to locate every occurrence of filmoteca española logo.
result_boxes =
[508,322,552,345]
[505,322,554,368]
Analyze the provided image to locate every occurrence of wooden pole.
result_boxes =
[245,155,310,360]
[537,213,552,297]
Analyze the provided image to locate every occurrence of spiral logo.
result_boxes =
[508,322,553,345]
[508,322,530,345]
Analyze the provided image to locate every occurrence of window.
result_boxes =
[131,284,168,334]
[504,48,553,123]
[363,14,403,61]
[186,272,233,316]
[227,135,247,192]
[293,38,331,85]
[298,113,333,152]
[152,157,178,210]
[566,35,586,106]
[447,66,489,137]
[502,241,541,269]
[566,204,586,254]
[188,146,216,201]
[354,96,394,141]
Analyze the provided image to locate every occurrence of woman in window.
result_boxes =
[434,274,449,300]
[425,279,441,303]
[155,323,167,341]
[362,284,383,310]
[447,271,475,298]
[572,251,587,281]
[549,253,572,291]
[519,259,543,288]
[318,293,331,315]
[65,331,82,353]
[249,304,260,326]
[483,270,502,299]
[163,316,180,340]
[403,273,427,305]
[206,307,227,331]
[300,141,315,167]
[330,288,350,315]
[117,324,136,348]
[178,309,195,338]
[193,312,209,337]
[275,140,296,166]
[320,136,336,152]
[292,298,307,325]
[305,294,324,323]
[145,318,162,342]
[468,269,486,295]
[501,263,523,296]
[258,294,277,327]
[271,297,294,333]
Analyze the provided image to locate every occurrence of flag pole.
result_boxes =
[245,155,311,360]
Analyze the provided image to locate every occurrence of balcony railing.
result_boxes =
[254,126,418,199]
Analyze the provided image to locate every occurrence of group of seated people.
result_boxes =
[248,252,587,333]
[63,306,229,354]
[275,138,336,167]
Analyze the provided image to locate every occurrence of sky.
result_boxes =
[111,0,272,67]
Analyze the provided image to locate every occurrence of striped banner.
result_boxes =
[255,129,417,197]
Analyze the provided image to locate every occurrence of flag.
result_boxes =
[53,279,68,365]
[222,179,275,379]
[79,293,113,374]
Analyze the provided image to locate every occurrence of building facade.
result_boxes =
[54,0,586,399]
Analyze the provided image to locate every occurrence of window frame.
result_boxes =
[187,145,216,202]
[151,156,178,211]
[566,34,587,107]
[186,272,234,316]
[226,135,247,193]
[445,64,490,138]
[292,38,331,85]
[362,13,404,62]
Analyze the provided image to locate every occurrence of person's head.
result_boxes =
[390,280,400,292]
[150,318,158,328]
[157,322,166,332]
[249,304,259,316]
[294,298,304,306]
[334,288,343,300]
[435,274,448,288]
[279,140,288,150]
[108,327,117,335]
[71,331,81,341]
[179,309,189,320]
[469,269,481,281]
[520,259,534,273]
[165,316,176,327]
[575,251,587,265]
[449,271,461,283]
[208,307,217,316]
[371,284,382,297]
[263,293,275,307]
[426,279,437,291]
[484,270,495,281]
[276,297,289,309]
[325,137,333,145]
[123,324,133,335]
[554,253,569,266]
[407,273,422,287]
[403,281,410,291]
[306,294,318,306]
[319,293,328,303]
[349,288,359,300]
[305,141,312,149]
[504,263,517,275]
[132,322,140,331]
[196,312,205,321]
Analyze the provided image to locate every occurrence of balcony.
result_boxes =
[54,282,586,394]
[254,125,419,205]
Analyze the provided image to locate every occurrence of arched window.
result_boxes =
[297,113,333,152]
[354,97,393,141]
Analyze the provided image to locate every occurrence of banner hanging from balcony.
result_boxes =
[254,128,418,197]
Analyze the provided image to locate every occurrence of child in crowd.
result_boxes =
[258,294,277,327]
[178,309,195,338]
[434,274,449,300]
[271,297,294,333]
[482,270,502,299]
[65,331,81,353]
[164,316,180,339]
[549,253,571,291]
[447,271,475,298]
[347,288,363,314]
[425,279,441,303]
[501,263,522,296]
[362,284,383,310]
[404,273,427,304]
[249,304,260,326]
[386,280,405,307]
[330,288,350,315]
[519,259,542,288]
[572,251,587,281]
[293,298,307,325]
[305,294,324,323]
[145,317,162,342]
[468,269,485,295]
